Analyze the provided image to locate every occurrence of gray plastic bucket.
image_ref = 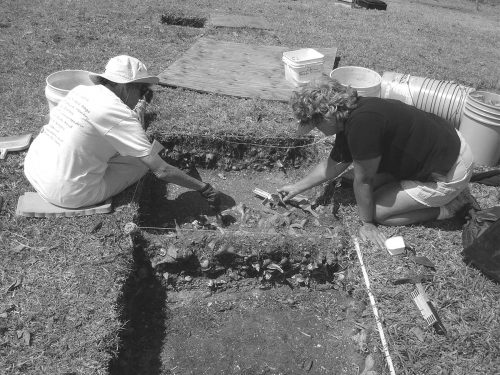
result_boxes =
[381,71,473,128]
[459,91,500,166]
[45,70,94,111]
[329,66,382,97]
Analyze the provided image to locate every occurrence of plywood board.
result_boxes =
[158,38,337,102]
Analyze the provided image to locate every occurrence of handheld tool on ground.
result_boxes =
[253,188,319,218]
[0,134,32,160]
[284,193,320,218]
[394,273,446,335]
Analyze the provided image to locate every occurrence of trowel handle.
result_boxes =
[253,188,273,200]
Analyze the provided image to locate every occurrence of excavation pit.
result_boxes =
[160,14,207,28]
[112,136,371,374]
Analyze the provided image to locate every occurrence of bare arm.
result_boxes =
[352,157,380,223]
[278,157,350,201]
[352,156,386,249]
[139,150,206,191]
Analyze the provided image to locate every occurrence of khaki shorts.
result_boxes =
[401,131,474,207]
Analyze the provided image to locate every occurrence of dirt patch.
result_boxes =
[160,14,207,28]
[162,287,363,374]
[108,166,376,374]
[150,133,319,173]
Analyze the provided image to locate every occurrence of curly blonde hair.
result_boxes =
[291,77,359,125]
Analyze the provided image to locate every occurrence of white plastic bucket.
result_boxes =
[380,71,473,128]
[459,91,500,166]
[329,66,382,97]
[467,90,500,113]
[282,48,324,87]
[45,70,94,111]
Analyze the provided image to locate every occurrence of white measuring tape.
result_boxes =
[353,237,396,375]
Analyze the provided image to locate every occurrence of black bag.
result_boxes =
[461,206,500,282]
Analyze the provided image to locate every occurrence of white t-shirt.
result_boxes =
[24,84,152,206]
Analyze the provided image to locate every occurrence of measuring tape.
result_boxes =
[353,237,397,375]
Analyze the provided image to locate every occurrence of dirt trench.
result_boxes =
[110,137,372,375]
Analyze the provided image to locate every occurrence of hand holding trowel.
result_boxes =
[253,188,287,208]
[253,188,319,218]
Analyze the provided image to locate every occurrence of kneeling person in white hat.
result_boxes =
[24,55,221,210]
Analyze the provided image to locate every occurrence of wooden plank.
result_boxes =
[158,37,338,102]
[209,14,272,29]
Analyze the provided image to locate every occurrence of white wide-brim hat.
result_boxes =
[89,55,159,85]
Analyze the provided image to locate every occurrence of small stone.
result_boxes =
[159,248,167,257]
[301,359,313,371]
[307,263,318,271]
[200,258,211,271]
[184,276,193,282]
[123,222,138,235]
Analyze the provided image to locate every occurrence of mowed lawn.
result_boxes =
[0,0,499,374]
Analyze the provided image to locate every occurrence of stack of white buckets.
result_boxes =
[380,72,500,166]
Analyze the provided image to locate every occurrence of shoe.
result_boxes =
[444,195,466,216]
[457,188,481,211]
[449,188,481,220]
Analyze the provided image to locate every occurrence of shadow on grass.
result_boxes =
[139,171,236,229]
[108,235,167,375]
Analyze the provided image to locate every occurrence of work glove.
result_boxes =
[199,183,222,211]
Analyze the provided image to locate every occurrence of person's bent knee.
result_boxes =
[372,213,393,226]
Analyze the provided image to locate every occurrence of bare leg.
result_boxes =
[373,181,440,226]
[372,173,397,190]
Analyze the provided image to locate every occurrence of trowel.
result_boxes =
[253,188,319,218]
[0,134,32,160]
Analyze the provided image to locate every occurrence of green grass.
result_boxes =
[1,0,500,374]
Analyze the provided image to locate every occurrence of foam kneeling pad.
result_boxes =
[16,192,112,218]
